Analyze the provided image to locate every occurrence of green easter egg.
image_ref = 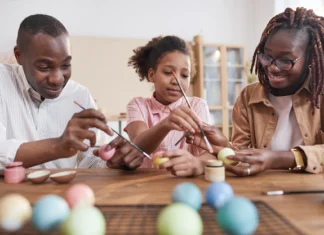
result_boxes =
[61,206,105,235]
[157,203,203,235]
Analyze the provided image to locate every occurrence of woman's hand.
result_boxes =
[186,124,230,152]
[158,149,204,177]
[225,149,276,176]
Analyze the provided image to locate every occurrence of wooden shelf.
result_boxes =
[227,79,244,82]
[107,115,127,122]
[204,79,220,82]
[204,64,221,67]
[227,64,244,68]
[209,106,222,110]
[192,35,246,139]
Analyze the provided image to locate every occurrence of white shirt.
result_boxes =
[0,64,107,169]
[269,94,304,151]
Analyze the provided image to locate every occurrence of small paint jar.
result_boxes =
[4,162,26,184]
[205,160,225,182]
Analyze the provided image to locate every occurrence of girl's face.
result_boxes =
[148,51,191,105]
[261,29,309,95]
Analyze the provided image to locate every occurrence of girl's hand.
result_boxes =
[163,106,202,135]
[159,149,204,177]
[225,149,275,176]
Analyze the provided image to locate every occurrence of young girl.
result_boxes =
[103,36,213,175]
[189,7,324,176]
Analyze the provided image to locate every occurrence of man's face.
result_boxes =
[15,33,72,99]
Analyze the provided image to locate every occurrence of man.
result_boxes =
[0,14,112,169]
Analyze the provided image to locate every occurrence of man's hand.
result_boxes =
[56,109,113,158]
[105,136,145,170]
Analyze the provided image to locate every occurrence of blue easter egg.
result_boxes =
[217,197,259,235]
[172,183,202,210]
[32,195,70,232]
[205,182,234,210]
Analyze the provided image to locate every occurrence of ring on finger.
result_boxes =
[245,167,251,176]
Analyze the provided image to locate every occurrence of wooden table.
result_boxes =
[1,169,324,234]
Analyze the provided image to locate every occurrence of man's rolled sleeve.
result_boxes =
[0,139,27,168]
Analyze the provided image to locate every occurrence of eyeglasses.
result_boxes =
[257,52,304,71]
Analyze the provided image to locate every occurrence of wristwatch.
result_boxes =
[289,148,305,171]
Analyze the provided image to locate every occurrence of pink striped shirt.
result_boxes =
[125,95,211,168]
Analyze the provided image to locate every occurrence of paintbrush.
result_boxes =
[73,101,151,159]
[263,190,324,196]
[174,131,190,146]
[172,71,213,153]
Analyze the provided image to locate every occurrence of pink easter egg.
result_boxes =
[64,184,95,209]
[98,145,116,161]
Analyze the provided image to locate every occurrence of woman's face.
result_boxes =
[261,28,309,95]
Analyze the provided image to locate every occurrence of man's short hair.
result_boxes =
[17,14,68,47]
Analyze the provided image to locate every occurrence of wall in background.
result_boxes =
[70,36,152,115]
[275,0,324,14]
[0,0,262,118]
[1,0,321,118]
[0,0,255,56]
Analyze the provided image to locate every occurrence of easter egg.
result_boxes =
[205,182,234,210]
[32,195,70,232]
[0,194,32,232]
[64,184,95,208]
[157,203,203,235]
[152,151,169,168]
[172,183,202,210]
[99,145,116,161]
[217,197,259,235]
[153,158,169,167]
[217,147,237,165]
[61,206,106,235]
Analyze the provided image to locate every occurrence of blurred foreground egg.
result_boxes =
[217,197,259,235]
[157,203,202,235]
[64,183,95,208]
[32,195,69,232]
[0,194,32,232]
[205,182,234,210]
[61,205,106,235]
[172,182,202,210]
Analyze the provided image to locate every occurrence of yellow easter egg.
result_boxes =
[153,158,169,168]
[217,148,237,165]
[0,194,32,232]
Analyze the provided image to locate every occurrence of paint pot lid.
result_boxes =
[6,162,23,168]
[206,160,223,167]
